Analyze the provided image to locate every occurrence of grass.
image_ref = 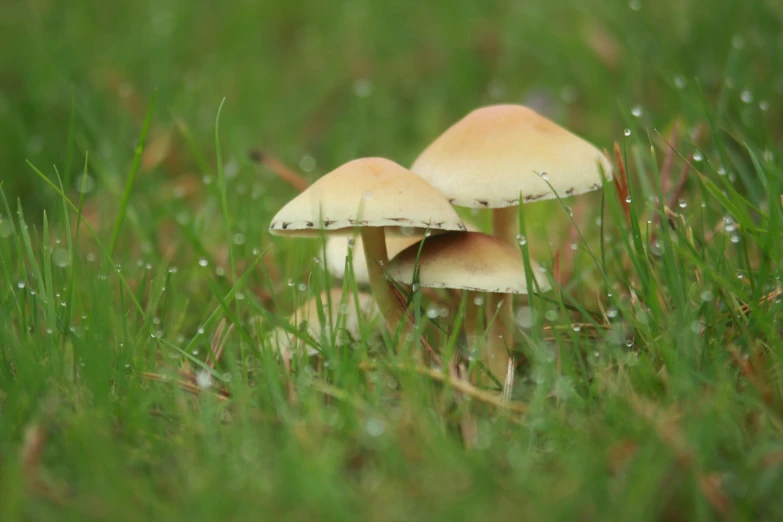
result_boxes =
[1,0,782,520]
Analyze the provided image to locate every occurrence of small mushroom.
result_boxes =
[410,104,612,369]
[324,221,481,284]
[269,289,379,359]
[269,157,465,334]
[386,232,550,382]
[324,233,424,284]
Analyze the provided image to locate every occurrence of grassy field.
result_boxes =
[2,0,783,520]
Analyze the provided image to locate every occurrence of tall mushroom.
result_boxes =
[410,105,612,371]
[269,157,466,334]
[386,231,551,384]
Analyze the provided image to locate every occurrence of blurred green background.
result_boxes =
[2,0,781,218]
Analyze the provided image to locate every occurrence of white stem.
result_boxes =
[360,228,404,333]
[489,206,519,385]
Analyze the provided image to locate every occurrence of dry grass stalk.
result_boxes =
[248,149,309,192]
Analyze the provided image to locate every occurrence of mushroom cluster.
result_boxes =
[268,104,611,388]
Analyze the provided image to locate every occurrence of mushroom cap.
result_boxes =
[269,157,466,237]
[411,104,613,208]
[386,231,552,294]
[269,289,379,357]
[324,220,483,283]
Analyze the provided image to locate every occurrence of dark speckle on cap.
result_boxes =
[281,222,289,229]
[566,187,575,195]
[305,221,314,227]
[591,183,600,190]
[477,200,489,207]
[324,219,334,226]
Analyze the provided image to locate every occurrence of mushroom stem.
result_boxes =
[485,292,512,385]
[360,228,404,334]
[493,206,519,246]
[489,206,519,384]
[463,291,481,355]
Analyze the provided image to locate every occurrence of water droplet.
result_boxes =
[473,295,484,306]
[700,289,714,301]
[740,89,753,104]
[678,199,687,209]
[631,105,643,117]
[168,266,178,274]
[426,306,439,319]
[196,371,213,389]
[625,196,632,204]
[625,339,634,348]
[593,351,600,358]
[717,166,727,176]
[545,309,558,321]
[75,175,95,194]
[202,175,213,185]
[571,324,582,332]
[353,78,373,98]
[673,75,686,89]
[232,233,246,245]
[411,283,420,292]
[693,151,703,162]
[539,172,549,181]
[516,234,527,246]
[629,0,641,10]
[198,258,208,267]
[297,283,307,292]
[17,281,25,289]
[197,326,205,335]
[624,129,632,137]
[0,218,13,238]
[299,155,316,172]
[730,234,741,244]
[759,100,770,111]
[215,267,225,277]
[365,417,385,437]
[607,307,619,319]
[570,242,578,251]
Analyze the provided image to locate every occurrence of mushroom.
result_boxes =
[268,289,379,359]
[323,221,481,284]
[269,157,466,334]
[386,231,551,383]
[324,233,424,284]
[410,104,611,369]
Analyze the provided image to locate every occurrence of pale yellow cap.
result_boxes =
[411,105,612,208]
[386,232,551,294]
[269,157,466,236]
